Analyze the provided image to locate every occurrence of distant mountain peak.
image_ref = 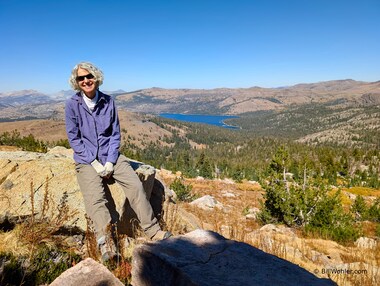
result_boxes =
[0,89,42,97]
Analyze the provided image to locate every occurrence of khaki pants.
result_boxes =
[76,154,160,239]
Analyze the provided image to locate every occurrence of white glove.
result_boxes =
[104,162,114,177]
[91,160,107,177]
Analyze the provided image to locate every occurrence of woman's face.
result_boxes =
[76,67,97,98]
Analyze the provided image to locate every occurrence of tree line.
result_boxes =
[122,116,380,189]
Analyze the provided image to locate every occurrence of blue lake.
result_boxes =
[159,113,240,129]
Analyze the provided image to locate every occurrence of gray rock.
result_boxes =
[50,258,123,286]
[245,207,260,220]
[131,229,336,286]
[245,213,257,220]
[221,191,236,198]
[47,146,74,158]
[354,236,378,249]
[189,195,223,210]
[259,223,295,236]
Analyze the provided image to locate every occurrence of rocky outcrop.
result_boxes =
[0,147,201,240]
[0,147,167,236]
[0,149,84,227]
[131,229,336,286]
[50,258,123,286]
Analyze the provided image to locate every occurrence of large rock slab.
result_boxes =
[0,150,84,228]
[0,148,163,234]
[131,229,336,286]
[50,258,123,286]
[0,148,201,239]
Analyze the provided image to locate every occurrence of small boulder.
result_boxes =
[221,191,236,198]
[50,258,123,286]
[245,207,260,220]
[190,195,223,210]
[355,237,378,249]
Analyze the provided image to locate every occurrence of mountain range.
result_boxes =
[114,79,380,114]
[0,79,380,119]
[0,79,379,147]
[1,79,379,120]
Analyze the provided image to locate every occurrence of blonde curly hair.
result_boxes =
[68,62,104,91]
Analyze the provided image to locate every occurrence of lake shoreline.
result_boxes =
[159,113,240,129]
[220,119,241,129]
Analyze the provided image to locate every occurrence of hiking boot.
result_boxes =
[150,230,172,241]
[98,235,120,263]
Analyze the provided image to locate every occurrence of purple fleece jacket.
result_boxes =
[65,91,121,165]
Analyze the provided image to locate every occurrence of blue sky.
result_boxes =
[0,0,379,93]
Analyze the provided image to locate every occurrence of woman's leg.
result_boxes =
[112,155,161,238]
[76,163,113,240]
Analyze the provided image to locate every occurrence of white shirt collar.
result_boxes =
[82,90,98,112]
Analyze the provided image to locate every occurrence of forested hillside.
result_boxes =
[227,103,380,147]
[118,114,380,190]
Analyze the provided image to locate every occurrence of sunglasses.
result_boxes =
[76,73,95,82]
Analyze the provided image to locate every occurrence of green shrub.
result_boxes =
[32,246,81,285]
[242,206,250,216]
[306,191,361,243]
[0,130,47,152]
[259,177,327,227]
[0,252,27,286]
[305,222,361,243]
[54,139,71,149]
[170,177,195,202]
[231,167,244,183]
[259,147,361,243]
[351,195,368,221]
[368,198,380,222]
[0,247,81,286]
[375,223,380,237]
[350,196,380,223]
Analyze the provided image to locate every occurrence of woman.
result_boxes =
[65,62,170,262]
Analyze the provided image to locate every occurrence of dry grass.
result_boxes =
[340,192,354,209]
[362,221,380,237]
[344,187,380,197]
[247,230,380,286]
[0,177,84,285]
[84,215,98,260]
[0,145,21,151]
[166,177,263,242]
[0,119,68,143]
[236,181,262,192]
[17,178,78,248]
[0,226,31,256]
[0,177,79,257]
[164,201,184,235]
